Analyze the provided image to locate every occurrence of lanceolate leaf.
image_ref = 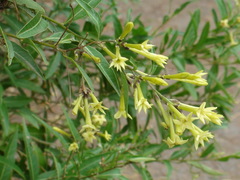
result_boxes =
[27,39,48,65]
[188,161,223,175]
[23,121,39,180]
[76,0,102,38]
[17,12,48,38]
[10,0,45,14]
[64,55,94,91]
[66,0,101,23]
[84,46,120,95]
[0,156,25,180]
[0,27,14,65]
[0,131,18,180]
[0,102,10,137]
[12,42,44,79]
[45,52,63,79]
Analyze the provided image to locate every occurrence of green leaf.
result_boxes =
[0,156,25,180]
[19,108,39,129]
[163,160,172,180]
[0,102,10,137]
[63,107,81,142]
[188,161,223,175]
[96,168,123,179]
[172,1,193,16]
[22,121,39,180]
[121,73,129,114]
[112,15,123,39]
[48,151,62,180]
[129,157,155,162]
[196,22,210,49]
[12,42,44,79]
[64,55,94,91]
[133,164,153,180]
[182,10,200,46]
[217,152,240,161]
[27,40,48,65]
[0,27,14,65]
[66,0,101,23]
[45,52,62,79]
[10,0,45,14]
[215,0,228,19]
[200,143,215,158]
[34,115,68,148]
[3,96,32,108]
[76,0,102,38]
[182,83,198,100]
[43,32,74,44]
[0,131,18,180]
[84,46,120,95]
[16,79,45,94]
[17,12,48,38]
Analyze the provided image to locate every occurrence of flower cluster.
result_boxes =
[72,91,111,143]
[66,21,224,150]
[157,98,223,149]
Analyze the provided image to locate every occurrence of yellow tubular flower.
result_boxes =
[114,89,132,119]
[163,115,188,148]
[229,31,238,46]
[80,124,96,133]
[178,102,223,125]
[82,131,96,143]
[135,84,152,113]
[89,92,108,114]
[83,97,93,125]
[92,114,107,127]
[109,46,128,71]
[53,127,71,137]
[125,40,155,51]
[104,131,112,141]
[163,70,208,86]
[101,45,116,59]
[220,19,229,28]
[82,52,101,63]
[189,124,214,150]
[118,22,134,40]
[72,94,83,116]
[128,47,168,68]
[142,76,168,86]
[68,142,79,152]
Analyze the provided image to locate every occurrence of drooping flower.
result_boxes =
[92,114,107,127]
[114,89,132,119]
[109,46,128,71]
[189,125,214,150]
[125,40,155,51]
[68,142,79,152]
[82,131,96,143]
[128,47,168,68]
[220,19,229,28]
[104,131,111,141]
[173,113,197,135]
[82,52,100,63]
[178,102,223,125]
[163,70,208,86]
[142,76,168,86]
[89,92,108,114]
[72,94,84,116]
[134,83,152,113]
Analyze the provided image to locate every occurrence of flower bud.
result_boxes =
[118,22,134,40]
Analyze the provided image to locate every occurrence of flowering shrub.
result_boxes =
[0,0,239,179]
